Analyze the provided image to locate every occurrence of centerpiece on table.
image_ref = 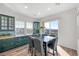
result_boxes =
[40,26,45,37]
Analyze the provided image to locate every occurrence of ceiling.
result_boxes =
[4,3,78,18]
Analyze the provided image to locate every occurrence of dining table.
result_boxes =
[30,35,56,56]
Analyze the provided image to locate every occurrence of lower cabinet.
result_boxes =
[0,36,29,53]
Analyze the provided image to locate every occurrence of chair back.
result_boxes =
[48,37,58,50]
[28,36,34,48]
[33,38,42,52]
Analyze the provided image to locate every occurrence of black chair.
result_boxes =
[28,36,34,56]
[48,37,58,56]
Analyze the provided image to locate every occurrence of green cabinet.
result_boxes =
[0,14,15,31]
[33,22,40,34]
[8,17,15,31]
[0,36,29,53]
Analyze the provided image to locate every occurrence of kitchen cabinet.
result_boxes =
[33,22,40,34]
[0,14,15,31]
[0,36,29,53]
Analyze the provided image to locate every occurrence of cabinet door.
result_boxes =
[8,17,15,31]
[33,22,40,34]
[0,16,8,30]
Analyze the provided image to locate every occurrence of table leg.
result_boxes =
[44,42,48,56]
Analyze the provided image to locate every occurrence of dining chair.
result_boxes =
[48,37,58,56]
[33,38,44,56]
[28,36,34,56]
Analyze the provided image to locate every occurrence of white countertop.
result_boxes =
[0,34,32,40]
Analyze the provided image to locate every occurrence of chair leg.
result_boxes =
[41,52,43,56]
[31,49,33,56]
[28,48,31,55]
[56,48,58,56]
[28,48,33,56]
[53,49,55,56]
[34,50,36,56]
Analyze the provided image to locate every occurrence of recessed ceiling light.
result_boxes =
[38,12,40,15]
[25,6,28,8]
[48,8,51,11]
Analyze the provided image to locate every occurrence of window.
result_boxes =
[15,21,24,28]
[44,22,50,29]
[15,21,25,35]
[26,22,33,34]
[44,20,58,35]
[26,22,33,29]
[50,20,58,29]
[44,20,58,29]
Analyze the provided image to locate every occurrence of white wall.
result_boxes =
[77,8,79,54]
[58,8,77,50]
[77,8,79,39]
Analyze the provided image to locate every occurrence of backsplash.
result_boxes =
[0,31,15,35]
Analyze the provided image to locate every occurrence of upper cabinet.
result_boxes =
[0,14,15,31]
[33,22,40,34]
